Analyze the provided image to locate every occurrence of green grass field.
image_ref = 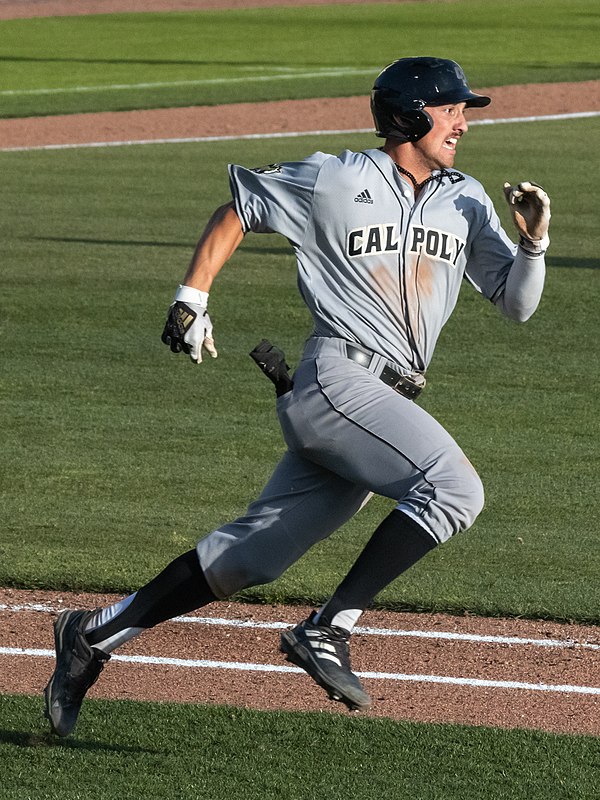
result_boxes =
[0,0,598,116]
[1,696,599,800]
[1,2,599,797]
[2,119,598,621]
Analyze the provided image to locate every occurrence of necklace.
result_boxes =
[377,147,463,189]
[393,163,464,191]
[394,163,439,192]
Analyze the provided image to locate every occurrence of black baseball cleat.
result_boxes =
[43,609,110,737]
[280,611,371,711]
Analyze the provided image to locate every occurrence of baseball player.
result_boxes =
[44,57,550,735]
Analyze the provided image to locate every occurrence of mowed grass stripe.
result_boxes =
[0,0,598,116]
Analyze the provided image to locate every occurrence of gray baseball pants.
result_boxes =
[197,337,484,598]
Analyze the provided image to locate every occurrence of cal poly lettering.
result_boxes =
[347,224,399,257]
[347,224,465,265]
[409,226,466,266]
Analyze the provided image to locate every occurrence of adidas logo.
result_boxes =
[354,189,373,204]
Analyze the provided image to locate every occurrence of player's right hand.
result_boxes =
[161,286,218,364]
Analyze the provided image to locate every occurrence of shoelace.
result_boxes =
[310,623,352,668]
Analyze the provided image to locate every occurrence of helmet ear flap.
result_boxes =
[389,109,434,142]
[371,89,434,142]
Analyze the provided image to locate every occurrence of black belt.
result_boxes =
[346,344,426,400]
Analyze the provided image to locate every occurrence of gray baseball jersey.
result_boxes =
[195,148,544,596]
[229,147,517,373]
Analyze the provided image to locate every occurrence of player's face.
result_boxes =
[414,103,469,171]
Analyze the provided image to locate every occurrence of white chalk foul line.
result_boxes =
[1,602,598,651]
[2,646,599,696]
[0,67,377,96]
[183,616,600,651]
[1,111,598,153]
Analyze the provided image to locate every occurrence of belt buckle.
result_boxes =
[386,370,425,400]
[347,343,426,400]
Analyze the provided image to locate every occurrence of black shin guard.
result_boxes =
[86,549,217,646]
[318,510,437,626]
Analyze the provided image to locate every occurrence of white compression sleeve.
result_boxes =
[494,246,546,322]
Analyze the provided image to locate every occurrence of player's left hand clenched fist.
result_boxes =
[161,285,218,364]
[503,181,551,251]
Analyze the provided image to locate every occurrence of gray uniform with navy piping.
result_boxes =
[196,147,538,599]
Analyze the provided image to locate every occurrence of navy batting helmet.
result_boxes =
[371,57,491,142]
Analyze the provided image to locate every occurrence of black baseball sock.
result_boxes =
[315,509,437,630]
[85,549,217,648]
